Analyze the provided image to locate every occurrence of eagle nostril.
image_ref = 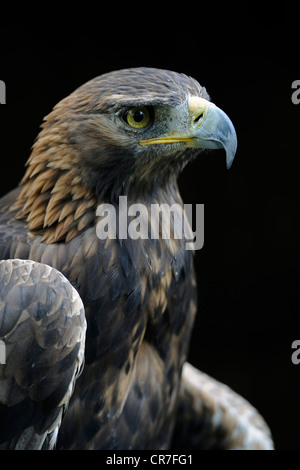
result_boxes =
[194,113,204,124]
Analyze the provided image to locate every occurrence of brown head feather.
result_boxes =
[12,112,97,243]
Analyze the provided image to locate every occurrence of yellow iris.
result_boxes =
[125,106,151,129]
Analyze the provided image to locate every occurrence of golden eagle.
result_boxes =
[0,68,273,449]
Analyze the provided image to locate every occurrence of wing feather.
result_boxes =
[0,259,86,449]
[172,362,274,450]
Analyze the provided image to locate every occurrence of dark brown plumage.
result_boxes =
[0,259,86,449]
[0,67,273,449]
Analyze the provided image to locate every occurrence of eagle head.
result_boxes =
[13,67,237,243]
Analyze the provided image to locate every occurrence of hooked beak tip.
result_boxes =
[190,98,237,169]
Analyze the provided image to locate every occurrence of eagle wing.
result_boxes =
[0,258,86,449]
[172,362,274,450]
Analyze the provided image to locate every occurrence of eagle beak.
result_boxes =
[139,96,237,169]
[189,96,237,169]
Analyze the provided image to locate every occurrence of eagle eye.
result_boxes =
[122,106,152,129]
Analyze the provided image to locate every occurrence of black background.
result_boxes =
[0,9,299,450]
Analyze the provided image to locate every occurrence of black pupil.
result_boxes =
[133,110,144,122]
